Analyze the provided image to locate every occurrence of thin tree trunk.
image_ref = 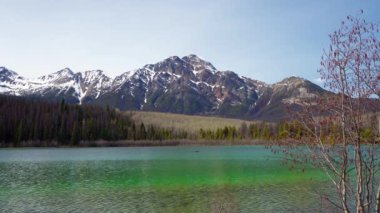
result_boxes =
[340,73,350,213]
[356,142,364,213]
[376,182,380,213]
[341,170,350,213]
[341,146,350,213]
[341,113,349,213]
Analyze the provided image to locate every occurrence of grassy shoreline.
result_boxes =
[0,139,273,148]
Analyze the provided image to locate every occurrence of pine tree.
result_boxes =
[15,121,23,146]
[262,123,271,140]
[131,122,136,140]
[140,123,146,140]
[71,122,80,145]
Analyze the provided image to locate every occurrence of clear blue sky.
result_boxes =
[1,0,379,83]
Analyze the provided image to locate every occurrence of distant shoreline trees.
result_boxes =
[0,94,377,147]
[0,95,189,146]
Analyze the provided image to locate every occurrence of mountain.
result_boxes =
[0,55,328,121]
[252,76,327,120]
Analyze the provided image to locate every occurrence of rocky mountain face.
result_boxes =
[0,55,328,121]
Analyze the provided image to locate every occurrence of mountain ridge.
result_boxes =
[0,55,327,121]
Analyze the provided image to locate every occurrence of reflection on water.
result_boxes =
[0,146,332,212]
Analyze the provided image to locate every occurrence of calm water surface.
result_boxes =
[0,146,331,212]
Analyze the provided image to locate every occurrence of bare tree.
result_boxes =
[282,11,380,212]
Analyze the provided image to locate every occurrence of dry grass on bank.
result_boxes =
[85,139,269,147]
[127,111,256,133]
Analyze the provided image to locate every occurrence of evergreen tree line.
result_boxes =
[198,122,303,141]
[199,120,378,143]
[0,95,187,146]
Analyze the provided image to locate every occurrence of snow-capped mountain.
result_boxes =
[0,55,327,120]
[0,67,29,95]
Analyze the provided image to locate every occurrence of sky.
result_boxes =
[1,0,380,84]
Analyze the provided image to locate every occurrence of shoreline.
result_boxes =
[0,139,274,148]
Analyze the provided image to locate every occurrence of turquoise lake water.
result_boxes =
[0,146,332,212]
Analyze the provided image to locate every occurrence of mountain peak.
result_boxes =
[183,54,201,60]
[182,54,216,71]
[168,55,181,60]
[83,69,104,76]
[82,70,111,83]
[161,56,183,64]
[0,67,18,78]
[37,67,75,83]
[57,67,74,75]
[182,54,201,61]
[276,76,307,85]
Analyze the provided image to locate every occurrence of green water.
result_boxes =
[0,146,330,212]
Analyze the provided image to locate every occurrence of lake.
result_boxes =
[0,146,330,212]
